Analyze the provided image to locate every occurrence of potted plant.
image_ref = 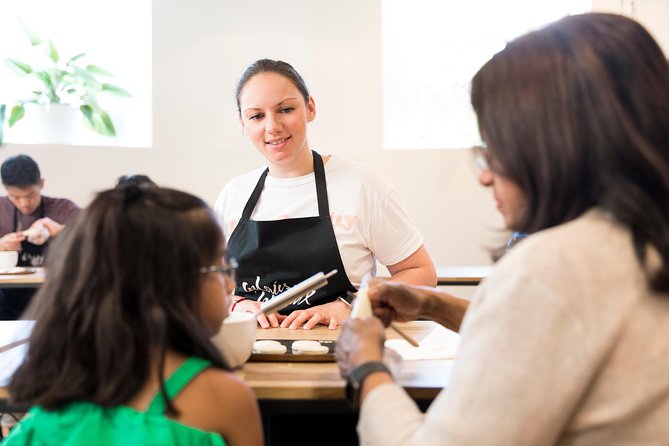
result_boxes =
[3,24,131,141]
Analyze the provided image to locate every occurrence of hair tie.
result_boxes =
[122,184,143,204]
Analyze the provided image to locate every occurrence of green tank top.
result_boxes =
[2,357,227,446]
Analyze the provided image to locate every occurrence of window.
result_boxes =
[0,0,152,147]
[381,0,590,150]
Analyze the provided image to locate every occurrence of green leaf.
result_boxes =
[102,84,132,97]
[19,19,42,46]
[98,110,116,136]
[80,104,93,121]
[72,65,98,84]
[8,105,25,127]
[4,59,33,76]
[34,71,57,101]
[80,105,116,137]
[66,53,87,66]
[46,39,60,63]
[86,64,112,76]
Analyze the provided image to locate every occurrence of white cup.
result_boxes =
[210,312,257,369]
[0,251,19,269]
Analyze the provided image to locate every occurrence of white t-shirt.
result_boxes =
[214,155,423,288]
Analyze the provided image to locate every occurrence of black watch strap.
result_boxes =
[346,361,391,409]
[341,292,356,305]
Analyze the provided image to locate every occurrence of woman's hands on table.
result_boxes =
[280,298,351,330]
[229,296,350,329]
[229,297,284,328]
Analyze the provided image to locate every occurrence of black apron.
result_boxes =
[14,201,49,267]
[227,151,356,314]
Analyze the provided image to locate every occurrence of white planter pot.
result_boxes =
[7,103,80,145]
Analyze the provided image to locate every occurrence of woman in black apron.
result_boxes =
[227,151,357,329]
[220,59,436,330]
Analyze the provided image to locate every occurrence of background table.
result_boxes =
[0,268,45,289]
[436,266,492,286]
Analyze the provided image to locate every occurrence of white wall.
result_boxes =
[1,0,667,269]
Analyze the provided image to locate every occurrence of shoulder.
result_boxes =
[215,167,266,208]
[42,196,80,214]
[176,366,259,436]
[224,166,268,192]
[485,209,636,311]
[500,209,630,274]
[0,197,14,216]
[325,155,394,197]
[0,196,14,212]
[202,368,255,404]
[184,365,257,412]
[327,155,388,181]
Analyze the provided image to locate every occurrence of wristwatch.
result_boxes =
[345,361,391,409]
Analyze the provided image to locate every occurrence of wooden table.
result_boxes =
[0,268,46,289]
[247,321,450,401]
[0,321,454,444]
[246,322,453,444]
[0,320,451,405]
[436,266,492,286]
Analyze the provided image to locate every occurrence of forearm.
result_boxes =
[388,265,437,287]
[418,287,469,332]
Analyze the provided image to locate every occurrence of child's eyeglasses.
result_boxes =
[199,258,238,283]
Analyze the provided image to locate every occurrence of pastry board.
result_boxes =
[249,339,336,362]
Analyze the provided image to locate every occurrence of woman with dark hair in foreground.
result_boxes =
[337,13,669,445]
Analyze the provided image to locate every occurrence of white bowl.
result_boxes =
[0,251,18,270]
[210,312,257,369]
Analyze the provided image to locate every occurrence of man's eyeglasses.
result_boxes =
[199,258,238,283]
[472,142,491,172]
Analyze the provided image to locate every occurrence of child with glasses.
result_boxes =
[3,185,262,445]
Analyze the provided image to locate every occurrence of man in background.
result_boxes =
[0,154,79,319]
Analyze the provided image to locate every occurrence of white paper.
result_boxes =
[385,324,460,360]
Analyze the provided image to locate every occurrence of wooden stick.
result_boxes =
[389,323,420,347]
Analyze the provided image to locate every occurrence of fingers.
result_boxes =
[328,317,339,330]
[267,312,280,328]
[302,312,324,330]
[372,307,394,327]
[288,311,318,329]
[1,233,25,251]
[279,311,299,328]
[255,313,271,329]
